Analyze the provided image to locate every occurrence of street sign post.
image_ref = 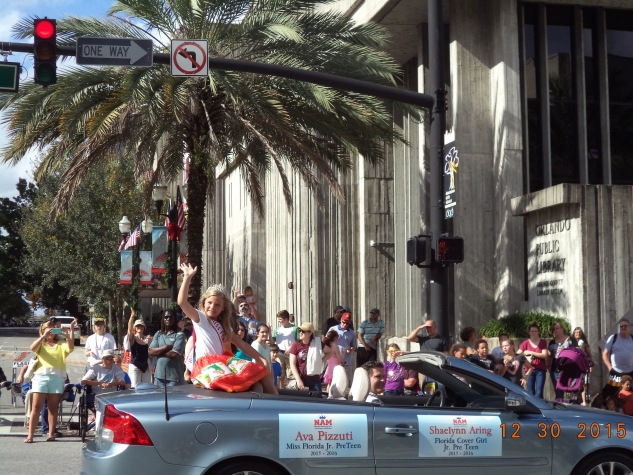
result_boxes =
[171,39,208,77]
[0,62,20,93]
[76,37,153,67]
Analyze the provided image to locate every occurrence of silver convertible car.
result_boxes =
[82,351,633,475]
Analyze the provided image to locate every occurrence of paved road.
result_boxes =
[0,328,86,474]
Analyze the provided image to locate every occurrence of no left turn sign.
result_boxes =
[171,39,208,77]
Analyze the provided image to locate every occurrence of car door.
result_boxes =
[374,405,551,475]
[373,357,552,475]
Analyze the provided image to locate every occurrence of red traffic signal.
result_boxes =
[34,20,55,39]
[33,19,57,86]
[436,236,464,264]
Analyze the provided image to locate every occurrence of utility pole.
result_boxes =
[428,0,449,338]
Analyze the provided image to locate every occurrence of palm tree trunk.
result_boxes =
[185,157,209,307]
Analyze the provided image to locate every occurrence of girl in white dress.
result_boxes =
[178,263,277,394]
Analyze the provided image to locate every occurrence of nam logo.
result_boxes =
[453,417,467,425]
[314,415,333,429]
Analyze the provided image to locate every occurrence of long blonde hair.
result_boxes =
[198,286,236,342]
[39,320,61,342]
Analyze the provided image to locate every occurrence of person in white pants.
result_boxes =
[127,309,152,387]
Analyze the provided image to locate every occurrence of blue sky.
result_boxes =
[0,0,113,198]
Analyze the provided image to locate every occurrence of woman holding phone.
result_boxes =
[25,317,76,443]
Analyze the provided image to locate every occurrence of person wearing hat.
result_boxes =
[84,318,117,367]
[126,308,151,387]
[321,305,354,338]
[81,349,127,419]
[328,313,356,382]
[357,308,385,367]
[287,322,324,392]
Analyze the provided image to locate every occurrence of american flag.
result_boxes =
[124,225,140,250]
[118,234,129,252]
[177,186,186,232]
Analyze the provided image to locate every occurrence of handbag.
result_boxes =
[24,356,39,380]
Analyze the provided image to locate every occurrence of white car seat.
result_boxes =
[328,366,348,400]
[349,367,370,402]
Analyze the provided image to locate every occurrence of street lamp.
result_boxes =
[118,216,131,236]
[141,217,154,234]
[119,215,153,311]
[152,184,179,305]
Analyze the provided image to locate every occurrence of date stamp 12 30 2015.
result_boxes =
[500,422,627,439]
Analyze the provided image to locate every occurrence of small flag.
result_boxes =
[118,234,129,253]
[124,225,140,250]
[177,186,186,232]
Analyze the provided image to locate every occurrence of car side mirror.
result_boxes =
[505,391,526,409]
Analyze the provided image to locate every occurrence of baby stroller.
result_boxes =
[556,347,591,403]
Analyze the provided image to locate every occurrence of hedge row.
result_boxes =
[478,312,571,339]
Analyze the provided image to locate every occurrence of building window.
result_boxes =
[521,3,633,191]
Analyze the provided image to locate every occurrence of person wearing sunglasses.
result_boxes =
[287,323,323,392]
[149,310,186,387]
[601,318,633,400]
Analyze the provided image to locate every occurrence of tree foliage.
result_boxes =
[0,179,36,319]
[21,159,145,341]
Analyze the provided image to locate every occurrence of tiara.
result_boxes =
[206,284,230,299]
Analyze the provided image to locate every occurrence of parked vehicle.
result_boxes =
[56,316,82,345]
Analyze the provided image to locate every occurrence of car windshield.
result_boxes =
[398,354,515,410]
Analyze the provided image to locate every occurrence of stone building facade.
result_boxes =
[199,0,633,387]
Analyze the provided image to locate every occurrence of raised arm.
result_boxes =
[407,325,423,343]
[30,327,51,352]
[127,307,136,349]
[178,263,200,322]
[65,318,78,350]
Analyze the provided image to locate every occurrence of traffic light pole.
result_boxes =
[428,0,449,338]
[1,42,435,110]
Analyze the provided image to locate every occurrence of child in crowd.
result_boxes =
[322,331,343,392]
[383,343,406,396]
[605,396,622,413]
[251,324,271,363]
[618,375,633,415]
[114,355,132,389]
[450,343,467,360]
[490,333,509,363]
[243,286,258,312]
[270,345,283,389]
[471,339,496,372]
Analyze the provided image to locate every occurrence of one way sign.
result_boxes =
[76,37,153,67]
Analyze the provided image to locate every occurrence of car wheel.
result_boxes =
[74,338,81,346]
[572,452,633,475]
[210,460,283,475]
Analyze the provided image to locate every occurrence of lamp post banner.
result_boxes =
[120,250,133,284]
[139,250,152,284]
[443,140,459,220]
[179,230,187,264]
[152,226,168,274]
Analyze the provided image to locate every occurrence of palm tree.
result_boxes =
[1,0,416,305]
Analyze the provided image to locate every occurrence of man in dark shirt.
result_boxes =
[407,319,449,353]
[321,305,353,337]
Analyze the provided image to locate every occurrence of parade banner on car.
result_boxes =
[152,226,169,274]
[120,250,133,284]
[279,414,368,458]
[417,415,501,457]
[139,250,152,284]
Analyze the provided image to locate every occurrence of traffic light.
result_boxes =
[33,18,57,86]
[436,236,464,264]
[407,235,427,267]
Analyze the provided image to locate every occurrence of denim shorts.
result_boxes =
[31,374,64,394]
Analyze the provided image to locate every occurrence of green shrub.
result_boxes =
[479,312,571,339]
